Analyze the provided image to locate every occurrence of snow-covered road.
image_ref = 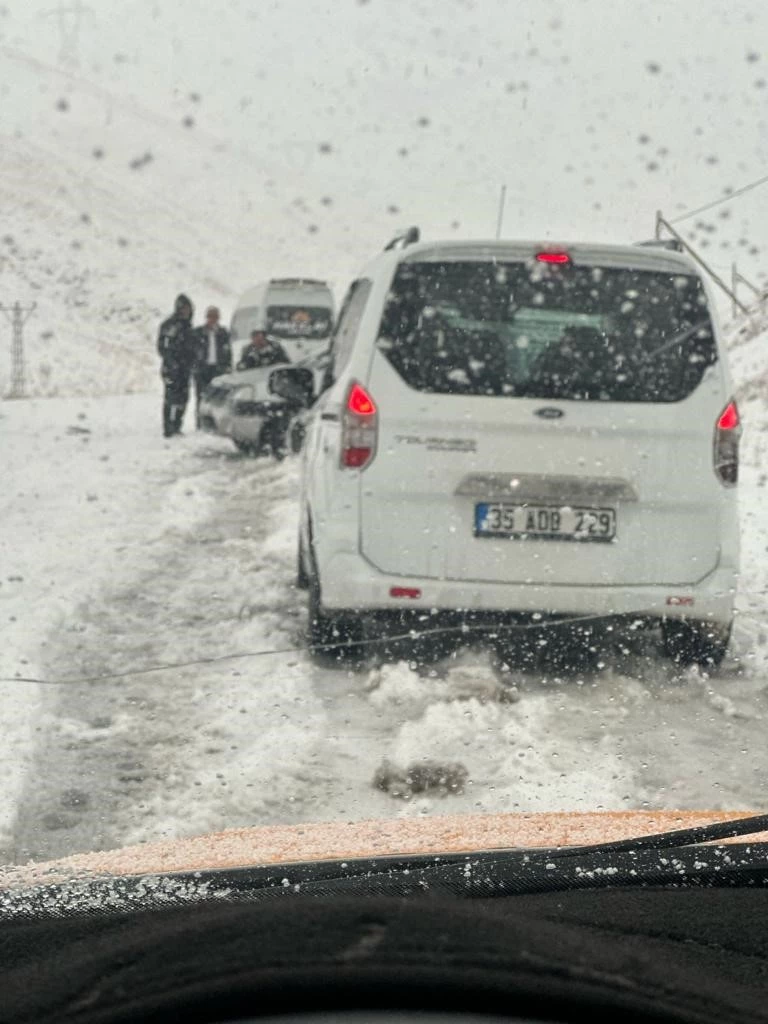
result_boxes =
[2,377,768,866]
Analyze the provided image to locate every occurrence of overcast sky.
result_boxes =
[3,0,767,286]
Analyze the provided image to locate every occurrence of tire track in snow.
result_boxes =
[6,446,309,863]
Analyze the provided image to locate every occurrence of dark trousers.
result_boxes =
[194,365,224,426]
[162,374,190,437]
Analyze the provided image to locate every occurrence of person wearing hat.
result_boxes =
[192,306,232,427]
[157,293,196,437]
[237,329,290,371]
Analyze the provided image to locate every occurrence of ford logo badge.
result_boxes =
[534,407,564,420]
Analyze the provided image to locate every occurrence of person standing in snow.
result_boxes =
[236,329,290,370]
[157,293,196,437]
[192,306,232,427]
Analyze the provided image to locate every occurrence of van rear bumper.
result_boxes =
[320,552,737,625]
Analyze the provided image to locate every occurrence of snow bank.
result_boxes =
[0,392,213,854]
[368,653,504,716]
[368,660,630,815]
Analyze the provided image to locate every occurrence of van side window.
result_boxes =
[328,279,372,383]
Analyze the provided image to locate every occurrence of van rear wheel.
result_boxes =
[661,619,731,670]
[296,535,310,590]
[308,588,363,662]
[307,552,363,661]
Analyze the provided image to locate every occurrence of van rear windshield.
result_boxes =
[266,305,333,340]
[377,261,717,402]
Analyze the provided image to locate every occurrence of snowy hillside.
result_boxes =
[1,0,768,396]
[0,45,362,396]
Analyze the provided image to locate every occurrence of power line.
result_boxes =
[0,611,652,687]
[0,600,763,688]
[671,170,768,225]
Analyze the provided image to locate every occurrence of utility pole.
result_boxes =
[1,302,36,399]
[732,262,767,315]
[653,212,751,315]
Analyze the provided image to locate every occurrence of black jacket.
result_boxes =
[193,325,232,375]
[237,339,290,371]
[157,294,197,378]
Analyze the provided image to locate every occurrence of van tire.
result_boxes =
[233,439,255,456]
[289,420,306,453]
[296,536,310,590]
[307,550,363,661]
[661,619,731,670]
[261,419,288,462]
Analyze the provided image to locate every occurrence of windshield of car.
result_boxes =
[1,0,767,901]
[379,261,716,401]
[266,305,334,339]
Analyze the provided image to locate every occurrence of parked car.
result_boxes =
[298,230,740,667]
[199,349,330,457]
[230,278,335,364]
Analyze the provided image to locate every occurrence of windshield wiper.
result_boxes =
[270,812,768,899]
[4,814,768,919]
[237,812,768,900]
[532,810,768,859]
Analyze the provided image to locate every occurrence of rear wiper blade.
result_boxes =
[641,317,712,360]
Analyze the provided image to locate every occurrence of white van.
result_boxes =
[297,234,741,668]
[230,278,335,363]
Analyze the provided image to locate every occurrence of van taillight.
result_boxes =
[341,381,378,469]
[714,399,741,486]
[536,251,571,264]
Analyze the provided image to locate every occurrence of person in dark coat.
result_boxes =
[192,306,232,426]
[157,293,196,437]
[237,329,290,371]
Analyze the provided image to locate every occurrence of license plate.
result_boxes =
[475,503,616,541]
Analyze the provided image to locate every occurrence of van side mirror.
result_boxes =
[268,366,315,407]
